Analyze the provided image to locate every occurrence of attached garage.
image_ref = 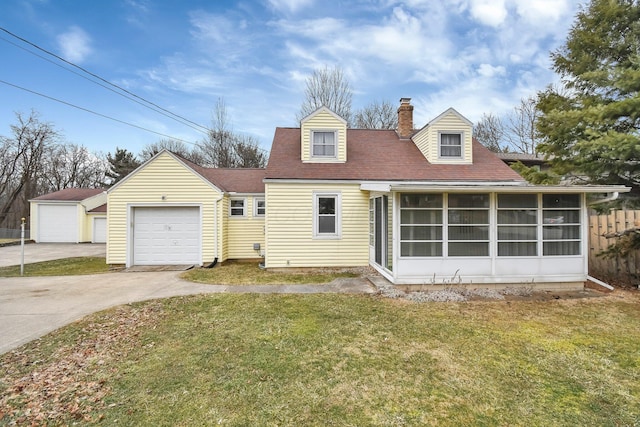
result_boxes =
[37,204,78,243]
[131,206,201,265]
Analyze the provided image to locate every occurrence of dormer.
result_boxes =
[300,106,347,163]
[411,107,473,164]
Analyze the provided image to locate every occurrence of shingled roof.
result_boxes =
[265,128,524,182]
[30,188,104,201]
[177,155,267,193]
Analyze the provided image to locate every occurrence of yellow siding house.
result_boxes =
[106,150,265,267]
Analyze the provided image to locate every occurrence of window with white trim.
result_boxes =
[254,197,265,217]
[542,194,581,255]
[439,132,462,158]
[229,198,246,217]
[314,193,341,238]
[312,131,336,157]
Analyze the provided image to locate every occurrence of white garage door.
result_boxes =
[38,204,78,243]
[132,207,200,265]
[93,217,107,243]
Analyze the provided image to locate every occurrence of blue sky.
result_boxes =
[0,0,580,156]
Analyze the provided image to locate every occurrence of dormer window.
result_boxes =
[439,132,462,158]
[312,131,336,157]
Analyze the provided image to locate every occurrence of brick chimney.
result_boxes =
[397,97,414,139]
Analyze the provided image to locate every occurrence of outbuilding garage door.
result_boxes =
[132,207,200,265]
[93,217,107,243]
[38,204,78,243]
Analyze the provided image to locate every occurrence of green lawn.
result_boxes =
[0,257,110,277]
[182,261,361,285]
[2,292,639,426]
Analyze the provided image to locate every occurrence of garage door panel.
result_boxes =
[38,204,78,243]
[132,207,200,265]
[93,217,106,243]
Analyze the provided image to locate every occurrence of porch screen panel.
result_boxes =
[400,194,442,257]
[448,194,489,256]
[542,194,581,255]
[497,194,538,256]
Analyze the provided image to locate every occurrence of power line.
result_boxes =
[0,34,209,136]
[0,78,201,146]
[0,26,210,134]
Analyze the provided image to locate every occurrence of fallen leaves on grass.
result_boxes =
[0,302,165,425]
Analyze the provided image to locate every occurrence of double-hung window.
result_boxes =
[254,198,265,217]
[230,198,246,217]
[312,131,336,157]
[314,193,341,238]
[439,133,462,158]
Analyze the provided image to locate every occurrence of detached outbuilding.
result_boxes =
[29,188,107,243]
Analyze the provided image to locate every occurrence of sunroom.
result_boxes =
[364,184,629,289]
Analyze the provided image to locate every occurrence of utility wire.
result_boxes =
[0,79,200,146]
[0,26,210,134]
[0,35,209,135]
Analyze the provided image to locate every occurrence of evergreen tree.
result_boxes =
[106,147,140,186]
[536,0,640,199]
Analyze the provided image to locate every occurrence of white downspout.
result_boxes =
[587,275,614,291]
[214,196,222,261]
[589,191,619,206]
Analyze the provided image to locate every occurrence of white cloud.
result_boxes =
[469,0,507,27]
[56,26,92,63]
[267,0,314,14]
[477,63,506,78]
[514,0,570,25]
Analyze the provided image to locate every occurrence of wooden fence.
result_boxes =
[589,210,640,285]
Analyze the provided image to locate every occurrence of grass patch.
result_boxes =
[181,261,360,285]
[1,292,639,425]
[0,257,109,277]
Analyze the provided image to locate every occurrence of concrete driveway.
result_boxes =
[0,243,106,267]
[0,271,375,355]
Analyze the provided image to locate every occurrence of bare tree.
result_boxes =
[473,113,507,152]
[197,98,267,168]
[42,144,108,191]
[197,98,236,167]
[140,139,204,164]
[353,99,398,129]
[233,134,268,168]
[0,111,57,227]
[507,96,541,154]
[297,66,353,124]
